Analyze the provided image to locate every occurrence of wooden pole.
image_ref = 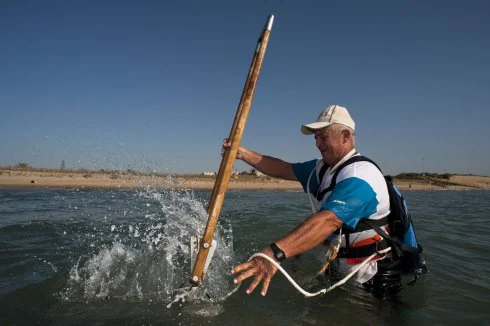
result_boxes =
[206,43,258,213]
[190,15,274,286]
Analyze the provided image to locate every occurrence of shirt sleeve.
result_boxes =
[320,177,379,229]
[292,159,318,193]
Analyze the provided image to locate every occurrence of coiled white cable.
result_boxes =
[248,253,326,297]
[249,247,391,297]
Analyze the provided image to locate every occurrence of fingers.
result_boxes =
[260,275,271,296]
[221,139,244,160]
[232,257,276,296]
[232,262,265,295]
[222,138,231,157]
[246,273,264,295]
[232,261,253,274]
[232,263,256,284]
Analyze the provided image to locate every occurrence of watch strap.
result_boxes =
[270,242,286,262]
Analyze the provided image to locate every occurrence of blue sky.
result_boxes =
[1,1,489,175]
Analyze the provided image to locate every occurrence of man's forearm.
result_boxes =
[275,210,343,258]
[240,147,297,181]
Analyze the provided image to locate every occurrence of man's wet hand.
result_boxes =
[231,247,278,296]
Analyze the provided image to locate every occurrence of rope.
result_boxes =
[248,247,391,297]
[249,253,326,297]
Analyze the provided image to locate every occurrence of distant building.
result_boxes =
[202,172,216,176]
[251,168,264,177]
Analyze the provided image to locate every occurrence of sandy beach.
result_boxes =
[1,168,489,191]
[0,168,302,190]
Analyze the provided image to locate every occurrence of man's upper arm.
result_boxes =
[320,177,379,230]
[280,162,299,181]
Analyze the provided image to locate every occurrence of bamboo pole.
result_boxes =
[206,44,258,213]
[190,15,274,286]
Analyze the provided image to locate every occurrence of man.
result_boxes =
[230,104,397,296]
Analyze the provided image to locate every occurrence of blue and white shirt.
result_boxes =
[292,149,390,283]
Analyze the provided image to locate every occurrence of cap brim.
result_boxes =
[301,121,331,135]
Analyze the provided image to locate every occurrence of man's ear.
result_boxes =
[341,129,351,144]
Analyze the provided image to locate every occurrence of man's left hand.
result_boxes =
[232,247,279,296]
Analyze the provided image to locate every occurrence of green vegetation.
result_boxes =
[393,172,481,189]
[14,162,31,169]
[395,172,452,180]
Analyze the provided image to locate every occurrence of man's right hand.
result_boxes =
[222,138,244,159]
[231,246,279,296]
[222,139,297,181]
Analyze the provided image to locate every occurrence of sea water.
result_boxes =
[1,187,489,325]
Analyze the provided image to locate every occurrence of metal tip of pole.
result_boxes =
[266,14,274,31]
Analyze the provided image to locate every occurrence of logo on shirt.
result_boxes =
[332,200,346,205]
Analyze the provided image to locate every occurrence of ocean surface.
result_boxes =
[1,186,489,325]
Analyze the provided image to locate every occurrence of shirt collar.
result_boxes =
[328,148,358,175]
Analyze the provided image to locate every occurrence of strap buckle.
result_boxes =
[375,238,390,256]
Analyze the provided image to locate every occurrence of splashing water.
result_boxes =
[61,186,236,304]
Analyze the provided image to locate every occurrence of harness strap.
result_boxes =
[319,155,387,259]
[337,239,390,258]
[316,153,369,201]
[362,219,420,255]
[318,164,329,185]
[333,216,389,235]
[310,163,329,196]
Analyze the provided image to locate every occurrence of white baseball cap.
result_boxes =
[301,104,355,135]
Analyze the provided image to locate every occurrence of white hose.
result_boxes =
[249,253,326,297]
[249,247,391,298]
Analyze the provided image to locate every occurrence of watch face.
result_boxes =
[275,251,285,261]
[271,243,285,262]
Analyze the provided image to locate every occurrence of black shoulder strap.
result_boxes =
[316,155,378,201]
[318,163,329,184]
[309,162,329,196]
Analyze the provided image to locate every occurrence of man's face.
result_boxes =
[314,127,346,166]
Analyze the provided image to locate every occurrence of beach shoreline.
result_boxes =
[1,168,489,191]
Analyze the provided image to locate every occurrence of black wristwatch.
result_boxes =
[270,242,286,262]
